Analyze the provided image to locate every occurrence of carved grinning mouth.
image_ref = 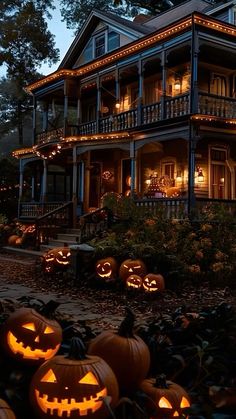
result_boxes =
[7,332,60,360]
[35,387,107,416]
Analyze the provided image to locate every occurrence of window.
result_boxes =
[210,73,227,96]
[81,30,120,63]
[95,35,105,58]
[108,31,120,51]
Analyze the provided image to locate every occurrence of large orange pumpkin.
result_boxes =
[1,307,62,364]
[139,375,191,418]
[0,399,16,419]
[30,337,119,419]
[88,307,150,394]
[119,259,147,281]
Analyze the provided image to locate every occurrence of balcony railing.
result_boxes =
[35,93,236,144]
[199,93,236,119]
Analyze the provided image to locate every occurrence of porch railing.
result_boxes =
[19,202,65,219]
[134,198,188,219]
[198,92,236,119]
[35,93,236,144]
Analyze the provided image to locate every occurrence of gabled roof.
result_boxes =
[59,9,151,70]
[142,0,213,31]
[207,0,236,15]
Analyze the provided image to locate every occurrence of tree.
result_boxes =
[0,1,60,144]
[59,0,228,31]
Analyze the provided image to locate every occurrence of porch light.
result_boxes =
[176,170,183,182]
[115,101,121,109]
[174,78,181,93]
[196,166,204,182]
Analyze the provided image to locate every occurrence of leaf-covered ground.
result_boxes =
[0,250,236,419]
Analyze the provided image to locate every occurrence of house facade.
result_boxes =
[13,0,236,225]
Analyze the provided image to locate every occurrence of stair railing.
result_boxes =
[35,202,73,249]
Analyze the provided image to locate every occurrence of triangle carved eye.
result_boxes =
[79,372,98,385]
[158,397,172,408]
[22,323,36,331]
[41,369,57,383]
[44,326,54,334]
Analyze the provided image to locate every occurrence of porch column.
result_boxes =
[161,50,167,119]
[115,67,120,107]
[72,147,78,227]
[188,125,198,215]
[130,141,136,196]
[18,159,24,218]
[190,16,199,114]
[42,101,48,132]
[78,160,85,204]
[137,59,143,126]
[77,86,81,125]
[32,96,37,145]
[64,80,69,133]
[41,159,48,203]
[96,75,101,133]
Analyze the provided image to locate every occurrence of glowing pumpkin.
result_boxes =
[95,257,118,282]
[1,307,62,364]
[43,247,71,270]
[126,274,143,290]
[88,307,150,394]
[7,235,19,246]
[0,399,16,419]
[30,337,119,419]
[119,259,147,282]
[142,274,165,293]
[139,375,191,418]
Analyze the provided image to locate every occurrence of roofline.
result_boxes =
[59,9,149,69]
[207,0,236,15]
[25,11,236,94]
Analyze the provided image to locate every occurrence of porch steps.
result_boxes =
[42,229,82,250]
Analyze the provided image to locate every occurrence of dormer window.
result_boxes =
[95,34,105,57]
[82,29,120,63]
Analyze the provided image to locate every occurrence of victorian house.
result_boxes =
[13,0,236,231]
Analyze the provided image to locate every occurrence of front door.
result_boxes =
[210,147,230,199]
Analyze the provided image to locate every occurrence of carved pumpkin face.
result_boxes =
[119,259,147,281]
[126,274,143,289]
[30,354,119,419]
[43,247,71,267]
[143,274,165,293]
[2,308,62,364]
[95,257,118,281]
[140,377,191,418]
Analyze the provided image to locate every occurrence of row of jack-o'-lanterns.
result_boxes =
[0,306,191,419]
[96,257,165,292]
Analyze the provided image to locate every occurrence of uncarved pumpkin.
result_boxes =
[1,307,62,365]
[0,399,16,419]
[139,375,191,418]
[88,307,150,394]
[30,337,119,419]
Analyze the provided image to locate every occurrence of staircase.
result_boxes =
[41,228,82,251]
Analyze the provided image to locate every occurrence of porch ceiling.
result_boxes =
[199,44,236,69]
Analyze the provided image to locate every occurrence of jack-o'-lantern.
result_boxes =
[1,307,62,364]
[30,337,119,419]
[0,399,16,419]
[126,274,143,290]
[88,307,150,394]
[43,247,71,269]
[142,274,165,293]
[139,375,191,418]
[119,259,147,281]
[95,257,118,282]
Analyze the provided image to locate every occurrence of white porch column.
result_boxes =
[41,159,48,202]
[130,141,136,196]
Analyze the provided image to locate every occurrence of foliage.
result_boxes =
[89,198,236,288]
[60,0,226,30]
[0,1,59,144]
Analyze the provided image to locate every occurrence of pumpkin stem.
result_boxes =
[154,374,169,389]
[118,307,135,337]
[67,337,87,360]
[39,300,60,318]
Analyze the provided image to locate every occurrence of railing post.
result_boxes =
[161,50,167,119]
[137,59,143,126]
[190,15,199,114]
